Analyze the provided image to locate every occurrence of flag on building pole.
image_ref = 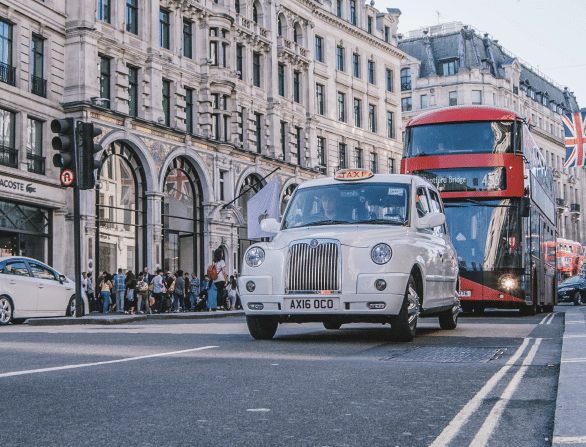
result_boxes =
[562,112,586,168]
[247,176,280,239]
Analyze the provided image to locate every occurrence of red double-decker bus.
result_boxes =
[402,105,557,314]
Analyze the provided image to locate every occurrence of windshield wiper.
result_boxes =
[354,219,403,225]
[303,220,350,227]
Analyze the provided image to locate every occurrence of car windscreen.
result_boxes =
[561,276,584,286]
[281,182,410,229]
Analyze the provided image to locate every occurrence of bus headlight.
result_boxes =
[371,244,392,265]
[245,247,265,267]
[500,275,516,289]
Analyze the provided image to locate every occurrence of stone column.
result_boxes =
[145,191,164,270]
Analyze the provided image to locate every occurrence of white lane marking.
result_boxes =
[469,338,542,447]
[546,313,557,324]
[564,358,586,363]
[553,435,586,444]
[539,314,551,325]
[429,338,531,447]
[0,346,218,379]
[539,313,556,325]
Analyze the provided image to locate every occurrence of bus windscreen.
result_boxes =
[405,121,515,157]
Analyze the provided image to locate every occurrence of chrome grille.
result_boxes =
[286,239,341,293]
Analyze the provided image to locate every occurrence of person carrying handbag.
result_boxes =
[212,247,228,310]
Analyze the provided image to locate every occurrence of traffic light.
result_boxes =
[77,122,103,190]
[51,118,76,187]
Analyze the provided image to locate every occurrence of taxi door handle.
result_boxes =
[9,281,17,285]
[38,285,45,289]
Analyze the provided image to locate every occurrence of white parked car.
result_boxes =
[0,257,88,325]
[239,170,460,341]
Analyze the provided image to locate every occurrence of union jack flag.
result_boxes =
[166,169,190,201]
[562,112,586,168]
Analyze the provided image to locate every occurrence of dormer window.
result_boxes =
[441,59,458,76]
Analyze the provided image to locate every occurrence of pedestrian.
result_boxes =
[207,280,217,311]
[113,268,126,313]
[172,270,185,312]
[212,247,228,310]
[189,273,200,311]
[183,272,190,311]
[227,276,239,311]
[86,272,95,312]
[136,272,149,314]
[151,269,165,313]
[96,271,107,312]
[99,273,113,314]
[125,271,136,314]
[199,275,210,302]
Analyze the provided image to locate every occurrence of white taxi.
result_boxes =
[239,170,460,341]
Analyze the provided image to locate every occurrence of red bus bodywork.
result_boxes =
[402,106,557,313]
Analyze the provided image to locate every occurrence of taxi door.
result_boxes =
[0,259,39,313]
[415,186,447,309]
[28,261,70,314]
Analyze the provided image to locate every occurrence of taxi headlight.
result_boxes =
[245,247,265,267]
[371,243,392,265]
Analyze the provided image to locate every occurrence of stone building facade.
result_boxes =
[0,0,404,279]
[397,22,584,245]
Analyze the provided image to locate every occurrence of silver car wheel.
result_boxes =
[0,297,13,324]
[406,284,420,329]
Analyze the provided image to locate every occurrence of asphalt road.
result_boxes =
[0,309,565,447]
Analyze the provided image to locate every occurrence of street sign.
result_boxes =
[60,169,75,186]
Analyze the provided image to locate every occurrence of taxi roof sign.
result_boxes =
[334,169,374,181]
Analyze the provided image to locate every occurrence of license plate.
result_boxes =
[460,290,472,297]
[284,298,340,311]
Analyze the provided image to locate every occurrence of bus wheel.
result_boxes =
[246,316,278,340]
[573,292,582,306]
[461,303,473,314]
[323,321,342,330]
[392,274,420,342]
[521,301,537,316]
[438,305,459,330]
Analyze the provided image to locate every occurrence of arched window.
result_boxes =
[277,17,282,36]
[252,3,258,24]
[95,141,146,275]
[293,22,302,45]
[162,157,204,277]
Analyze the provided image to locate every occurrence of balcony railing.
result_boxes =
[31,75,47,98]
[27,153,45,175]
[0,61,16,86]
[0,145,18,168]
[556,198,566,208]
[570,203,581,213]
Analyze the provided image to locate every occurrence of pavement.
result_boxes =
[22,305,586,446]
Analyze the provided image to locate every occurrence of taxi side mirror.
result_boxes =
[417,212,446,229]
[260,218,281,234]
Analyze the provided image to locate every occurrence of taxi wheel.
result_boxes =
[392,274,420,342]
[323,321,342,330]
[0,296,14,325]
[66,296,84,317]
[439,305,459,330]
[247,315,278,340]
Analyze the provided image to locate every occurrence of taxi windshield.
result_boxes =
[281,182,410,229]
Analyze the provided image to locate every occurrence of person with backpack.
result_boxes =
[136,272,149,314]
[189,273,200,311]
[113,268,126,313]
[151,269,165,313]
[210,247,228,310]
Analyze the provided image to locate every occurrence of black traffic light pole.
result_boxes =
[51,119,102,318]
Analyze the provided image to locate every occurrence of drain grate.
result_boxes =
[382,347,503,363]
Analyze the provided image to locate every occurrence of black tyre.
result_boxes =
[461,303,473,314]
[573,292,582,306]
[323,321,342,330]
[246,315,278,340]
[521,300,537,316]
[543,305,554,313]
[66,296,84,317]
[439,305,459,330]
[0,296,14,325]
[11,318,26,324]
[392,274,420,342]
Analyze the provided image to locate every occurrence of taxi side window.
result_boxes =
[1,261,31,276]
[415,187,430,218]
[29,262,58,281]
